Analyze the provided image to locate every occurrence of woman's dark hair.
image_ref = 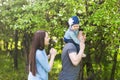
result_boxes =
[29,30,46,76]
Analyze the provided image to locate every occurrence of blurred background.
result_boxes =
[0,0,120,80]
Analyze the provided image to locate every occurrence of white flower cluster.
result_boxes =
[68,18,74,26]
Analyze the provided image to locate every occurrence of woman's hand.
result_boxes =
[49,48,57,70]
[47,54,51,59]
[50,48,57,58]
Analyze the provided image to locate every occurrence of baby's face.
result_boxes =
[72,24,79,30]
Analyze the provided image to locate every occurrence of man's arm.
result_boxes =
[69,48,84,66]
[69,33,86,66]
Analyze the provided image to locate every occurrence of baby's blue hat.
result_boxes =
[68,16,79,26]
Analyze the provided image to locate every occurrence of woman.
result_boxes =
[28,30,57,80]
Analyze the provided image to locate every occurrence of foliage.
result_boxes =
[0,0,120,80]
[0,52,27,80]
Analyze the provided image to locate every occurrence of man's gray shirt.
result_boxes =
[59,43,80,80]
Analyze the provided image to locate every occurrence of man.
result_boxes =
[59,29,86,80]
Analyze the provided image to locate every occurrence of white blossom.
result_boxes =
[68,18,74,26]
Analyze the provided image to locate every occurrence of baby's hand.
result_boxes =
[82,53,86,58]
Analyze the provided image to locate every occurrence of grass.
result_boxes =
[0,51,61,80]
[0,48,120,80]
[0,51,27,80]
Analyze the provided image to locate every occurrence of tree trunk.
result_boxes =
[77,61,84,80]
[60,38,63,50]
[86,53,94,80]
[23,32,30,73]
[14,30,18,69]
[110,51,118,80]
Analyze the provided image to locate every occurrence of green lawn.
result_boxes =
[0,51,61,80]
